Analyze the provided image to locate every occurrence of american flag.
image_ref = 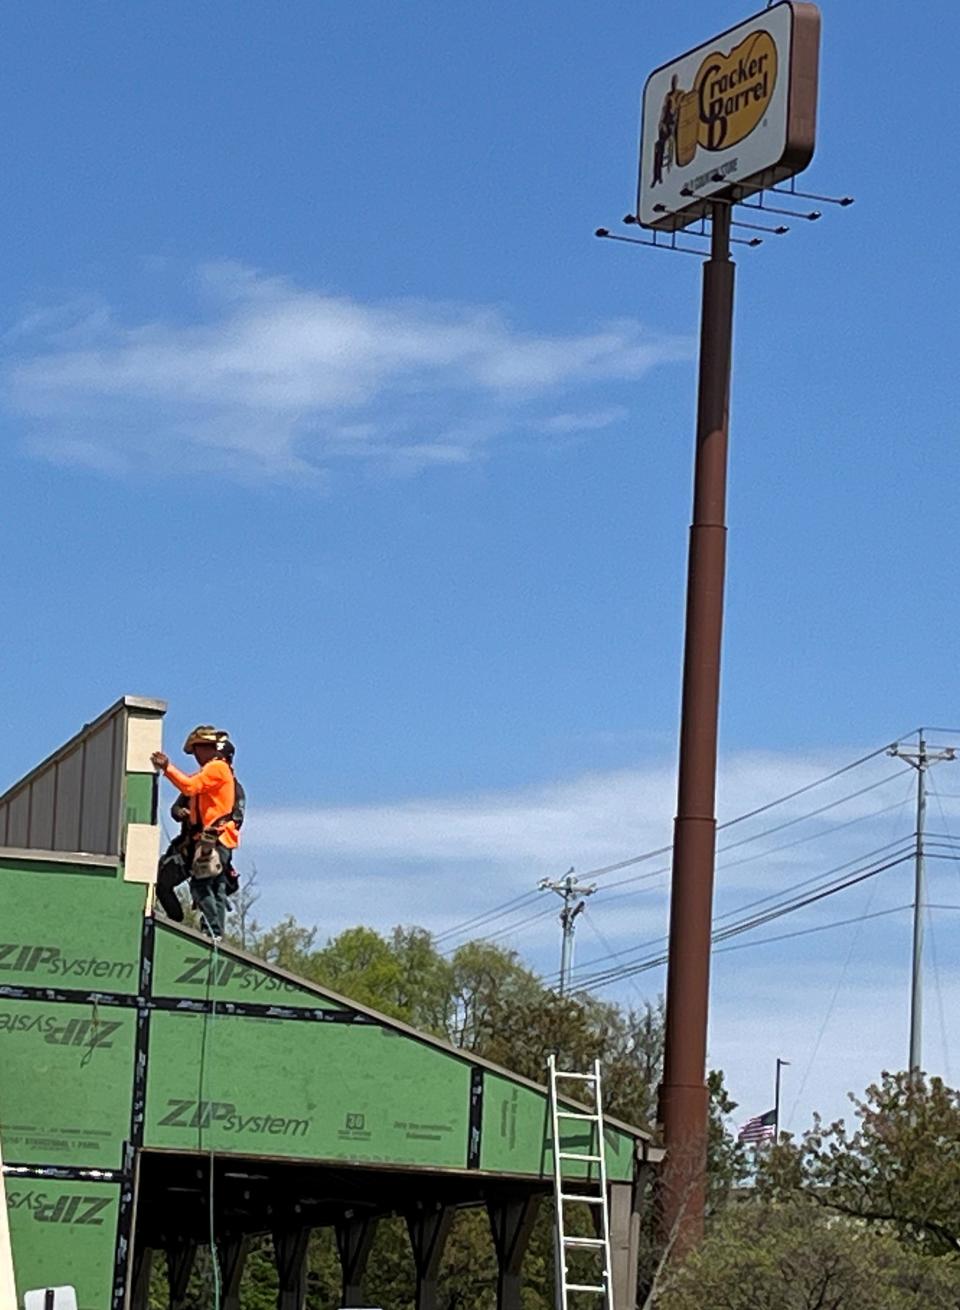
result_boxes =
[738,1109,776,1145]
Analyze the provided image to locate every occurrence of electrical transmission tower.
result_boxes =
[539,869,597,996]
[888,732,956,1073]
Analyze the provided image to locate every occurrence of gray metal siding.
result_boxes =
[0,701,144,856]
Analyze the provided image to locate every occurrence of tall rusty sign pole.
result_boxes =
[659,198,734,1252]
[623,1,823,1256]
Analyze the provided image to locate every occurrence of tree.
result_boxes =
[389,924,456,1034]
[310,924,408,1016]
[652,1199,960,1310]
[237,912,316,974]
[233,862,261,949]
[759,1071,960,1255]
[446,938,542,1050]
[707,1068,748,1211]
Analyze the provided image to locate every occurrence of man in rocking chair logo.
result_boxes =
[650,28,777,187]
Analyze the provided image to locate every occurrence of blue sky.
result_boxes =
[1,1,958,1132]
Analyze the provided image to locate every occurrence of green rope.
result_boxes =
[199,917,223,1310]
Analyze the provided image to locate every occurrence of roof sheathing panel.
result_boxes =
[143,1009,473,1169]
[157,923,654,1153]
[153,924,344,1009]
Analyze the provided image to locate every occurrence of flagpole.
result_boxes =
[774,1058,790,1138]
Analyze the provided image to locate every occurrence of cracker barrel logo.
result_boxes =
[652,29,778,186]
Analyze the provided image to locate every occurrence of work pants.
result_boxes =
[157,842,189,921]
[190,846,233,939]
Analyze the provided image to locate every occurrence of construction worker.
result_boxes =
[156,754,246,921]
[151,726,241,940]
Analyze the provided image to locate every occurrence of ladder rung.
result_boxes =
[558,1152,602,1162]
[560,1193,604,1203]
[557,1110,598,1121]
[554,1072,597,1081]
[566,1284,606,1294]
[564,1236,606,1248]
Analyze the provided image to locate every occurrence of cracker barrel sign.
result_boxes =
[638,2,819,230]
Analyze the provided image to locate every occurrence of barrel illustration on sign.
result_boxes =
[650,29,778,188]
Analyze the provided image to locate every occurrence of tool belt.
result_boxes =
[190,820,229,880]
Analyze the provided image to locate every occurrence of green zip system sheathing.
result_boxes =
[0,698,657,1310]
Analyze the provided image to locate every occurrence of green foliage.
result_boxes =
[758,1071,960,1254]
[446,938,543,1050]
[653,1199,960,1310]
[241,912,317,974]
[707,1068,748,1210]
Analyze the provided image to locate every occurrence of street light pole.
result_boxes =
[658,203,735,1257]
[774,1057,790,1138]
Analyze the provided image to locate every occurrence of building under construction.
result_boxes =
[0,697,658,1309]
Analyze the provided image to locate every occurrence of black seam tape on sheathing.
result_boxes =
[468,1066,484,1169]
[0,982,376,1024]
[2,1161,128,1182]
[148,995,378,1022]
[0,984,139,1007]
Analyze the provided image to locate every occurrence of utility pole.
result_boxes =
[539,869,597,996]
[888,733,955,1073]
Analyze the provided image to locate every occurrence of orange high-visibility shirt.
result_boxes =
[163,759,240,849]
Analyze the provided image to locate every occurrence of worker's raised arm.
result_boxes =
[161,759,229,796]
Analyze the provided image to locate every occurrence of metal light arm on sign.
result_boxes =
[597,213,763,257]
[594,227,708,258]
[626,210,784,237]
[771,177,854,205]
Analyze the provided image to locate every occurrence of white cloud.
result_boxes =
[4,263,690,480]
[247,746,925,892]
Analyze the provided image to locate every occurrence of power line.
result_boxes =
[706,740,903,831]
[592,797,913,911]
[562,833,914,983]
[432,890,540,944]
[574,743,903,885]
[574,857,913,993]
[713,836,913,927]
[439,902,557,956]
[570,849,914,991]
[783,889,894,1133]
[463,770,911,979]
[927,902,951,1085]
[714,902,911,957]
[431,739,917,953]
[582,768,910,901]
[708,769,909,860]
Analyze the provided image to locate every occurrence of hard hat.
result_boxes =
[182,724,227,754]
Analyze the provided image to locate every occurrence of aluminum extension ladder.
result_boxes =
[547,1054,614,1310]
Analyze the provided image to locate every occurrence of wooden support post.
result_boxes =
[487,1195,541,1310]
[608,1182,642,1310]
[129,1246,153,1310]
[273,1225,311,1310]
[217,1234,249,1310]
[336,1212,379,1308]
[406,1203,454,1310]
[165,1238,197,1310]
